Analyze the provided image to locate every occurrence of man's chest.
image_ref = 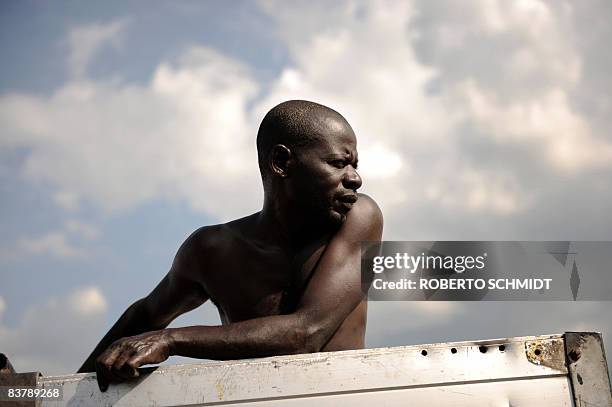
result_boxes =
[201,241,328,322]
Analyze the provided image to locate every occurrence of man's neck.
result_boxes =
[256,195,329,250]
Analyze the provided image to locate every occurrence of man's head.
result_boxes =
[257,100,362,224]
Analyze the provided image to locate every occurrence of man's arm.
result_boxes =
[95,195,382,389]
[77,231,209,374]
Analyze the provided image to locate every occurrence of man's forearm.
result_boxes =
[166,313,325,360]
[78,298,157,372]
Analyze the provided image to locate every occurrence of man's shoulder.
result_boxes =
[171,216,259,281]
[350,193,383,227]
[339,193,383,241]
[183,223,238,255]
[354,193,382,217]
[180,213,259,257]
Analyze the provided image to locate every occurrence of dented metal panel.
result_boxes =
[30,332,610,406]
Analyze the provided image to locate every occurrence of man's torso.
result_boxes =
[185,214,367,351]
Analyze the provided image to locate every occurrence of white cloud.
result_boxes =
[17,231,87,259]
[254,0,612,222]
[66,19,127,78]
[451,82,612,172]
[0,46,262,220]
[2,1,612,225]
[425,168,527,215]
[13,221,100,260]
[0,287,108,375]
[68,287,108,316]
[358,143,404,180]
[254,1,459,217]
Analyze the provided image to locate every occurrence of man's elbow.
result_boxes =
[290,323,328,354]
[137,296,173,330]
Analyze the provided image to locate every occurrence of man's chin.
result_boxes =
[328,208,348,225]
[302,205,347,228]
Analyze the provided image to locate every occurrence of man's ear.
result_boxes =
[269,144,293,178]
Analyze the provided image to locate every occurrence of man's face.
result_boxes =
[290,118,362,225]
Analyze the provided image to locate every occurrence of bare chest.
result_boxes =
[201,241,328,323]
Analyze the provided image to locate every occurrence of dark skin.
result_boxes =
[78,107,383,392]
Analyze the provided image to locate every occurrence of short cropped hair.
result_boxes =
[256,100,347,179]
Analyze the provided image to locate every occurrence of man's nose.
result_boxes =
[343,167,362,191]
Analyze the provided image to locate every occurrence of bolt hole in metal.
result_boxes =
[479,346,488,353]
[498,345,506,352]
[421,350,428,356]
[450,347,457,354]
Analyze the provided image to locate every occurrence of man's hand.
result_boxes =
[95,330,173,392]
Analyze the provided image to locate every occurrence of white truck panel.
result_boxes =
[21,332,611,406]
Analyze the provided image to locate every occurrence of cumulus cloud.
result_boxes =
[255,0,612,239]
[3,1,612,231]
[66,19,127,78]
[255,1,460,217]
[68,287,107,317]
[0,287,108,375]
[13,220,100,260]
[17,231,87,259]
[0,46,262,219]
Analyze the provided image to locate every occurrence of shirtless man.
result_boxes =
[78,100,383,392]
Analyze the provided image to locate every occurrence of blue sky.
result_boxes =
[1,0,612,375]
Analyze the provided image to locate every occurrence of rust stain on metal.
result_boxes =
[290,356,330,368]
[565,332,612,406]
[215,381,225,400]
[525,339,566,372]
[565,332,589,363]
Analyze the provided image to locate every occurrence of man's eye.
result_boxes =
[331,160,345,168]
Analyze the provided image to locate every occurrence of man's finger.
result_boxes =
[125,352,154,372]
[119,363,140,380]
[101,343,125,366]
[112,349,137,379]
[96,346,128,392]
[95,362,112,392]
[96,362,126,391]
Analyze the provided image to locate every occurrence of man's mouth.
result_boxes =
[336,194,358,213]
[339,194,358,204]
